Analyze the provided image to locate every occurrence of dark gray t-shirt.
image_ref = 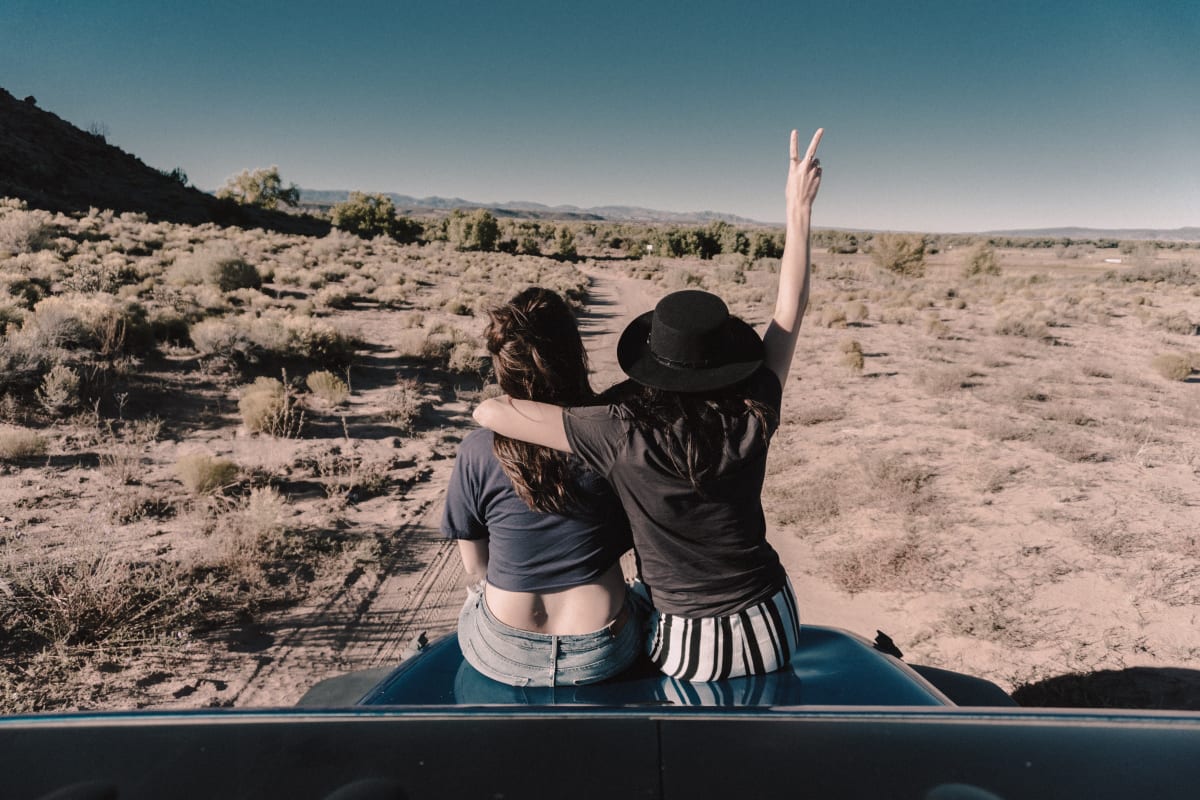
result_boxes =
[562,367,785,618]
[441,428,632,593]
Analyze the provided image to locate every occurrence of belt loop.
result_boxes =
[549,635,560,684]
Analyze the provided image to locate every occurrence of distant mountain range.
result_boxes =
[298,190,765,226]
[979,226,1200,243]
[301,190,1199,241]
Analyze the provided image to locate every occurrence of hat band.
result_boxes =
[650,346,711,369]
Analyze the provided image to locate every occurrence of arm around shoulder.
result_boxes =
[473,395,571,452]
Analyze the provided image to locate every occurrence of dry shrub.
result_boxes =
[1133,555,1200,608]
[1154,312,1197,336]
[384,377,426,431]
[108,489,175,524]
[1,551,194,649]
[314,284,355,310]
[844,301,869,323]
[0,426,47,460]
[0,208,54,255]
[793,403,846,426]
[168,245,261,292]
[238,376,304,436]
[209,488,292,584]
[1075,519,1141,557]
[35,363,80,416]
[305,369,350,407]
[447,341,483,374]
[176,453,239,494]
[943,585,1041,648]
[1032,428,1110,463]
[839,338,864,373]
[914,365,977,394]
[994,312,1051,341]
[923,314,950,338]
[769,467,844,527]
[311,446,393,504]
[860,453,936,513]
[869,233,926,277]
[1151,353,1193,381]
[962,242,1001,277]
[818,305,847,328]
[825,531,936,594]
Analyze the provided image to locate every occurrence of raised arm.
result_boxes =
[473,395,571,452]
[763,128,823,389]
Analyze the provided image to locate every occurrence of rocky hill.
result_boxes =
[0,88,328,235]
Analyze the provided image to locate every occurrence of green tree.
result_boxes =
[448,209,500,252]
[750,230,784,259]
[331,192,421,241]
[554,226,577,260]
[216,166,300,210]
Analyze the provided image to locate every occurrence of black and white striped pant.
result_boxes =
[647,578,801,681]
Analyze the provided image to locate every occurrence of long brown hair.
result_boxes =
[487,287,594,513]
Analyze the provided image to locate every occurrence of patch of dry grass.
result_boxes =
[0,426,47,460]
[175,453,239,494]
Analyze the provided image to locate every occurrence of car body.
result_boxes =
[4,627,1200,799]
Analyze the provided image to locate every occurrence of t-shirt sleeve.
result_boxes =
[440,442,489,540]
[561,404,628,476]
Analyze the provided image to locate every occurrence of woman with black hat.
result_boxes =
[473,129,823,680]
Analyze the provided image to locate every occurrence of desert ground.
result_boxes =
[2,203,1198,711]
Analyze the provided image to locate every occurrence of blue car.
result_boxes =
[3,626,1200,799]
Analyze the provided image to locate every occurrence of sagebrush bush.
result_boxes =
[168,246,261,292]
[1,552,194,648]
[36,364,80,416]
[994,312,1051,341]
[238,376,303,436]
[384,377,425,431]
[1151,353,1193,381]
[0,208,53,255]
[175,453,239,494]
[0,427,47,460]
[963,242,1001,277]
[869,233,926,277]
[305,369,350,406]
[447,342,483,374]
[840,339,864,373]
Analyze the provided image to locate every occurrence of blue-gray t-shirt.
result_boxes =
[441,428,633,593]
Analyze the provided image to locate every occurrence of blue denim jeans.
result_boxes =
[457,583,642,687]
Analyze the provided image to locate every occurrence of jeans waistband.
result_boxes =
[476,585,631,647]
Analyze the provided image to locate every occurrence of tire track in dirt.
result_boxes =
[231,474,464,707]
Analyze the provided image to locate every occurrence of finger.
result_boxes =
[790,129,799,162]
[803,128,824,163]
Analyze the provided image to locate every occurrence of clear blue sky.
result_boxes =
[3,1,1197,231]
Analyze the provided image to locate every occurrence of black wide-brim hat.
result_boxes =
[617,290,764,393]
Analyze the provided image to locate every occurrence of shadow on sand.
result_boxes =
[1012,667,1200,710]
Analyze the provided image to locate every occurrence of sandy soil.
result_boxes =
[4,243,1198,710]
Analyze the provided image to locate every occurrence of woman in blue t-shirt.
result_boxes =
[473,129,824,681]
[442,287,640,686]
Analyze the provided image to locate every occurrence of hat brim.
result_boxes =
[616,310,764,393]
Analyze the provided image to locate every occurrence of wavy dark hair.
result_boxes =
[487,287,594,514]
[608,377,777,495]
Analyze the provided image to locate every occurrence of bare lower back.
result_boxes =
[483,563,627,635]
